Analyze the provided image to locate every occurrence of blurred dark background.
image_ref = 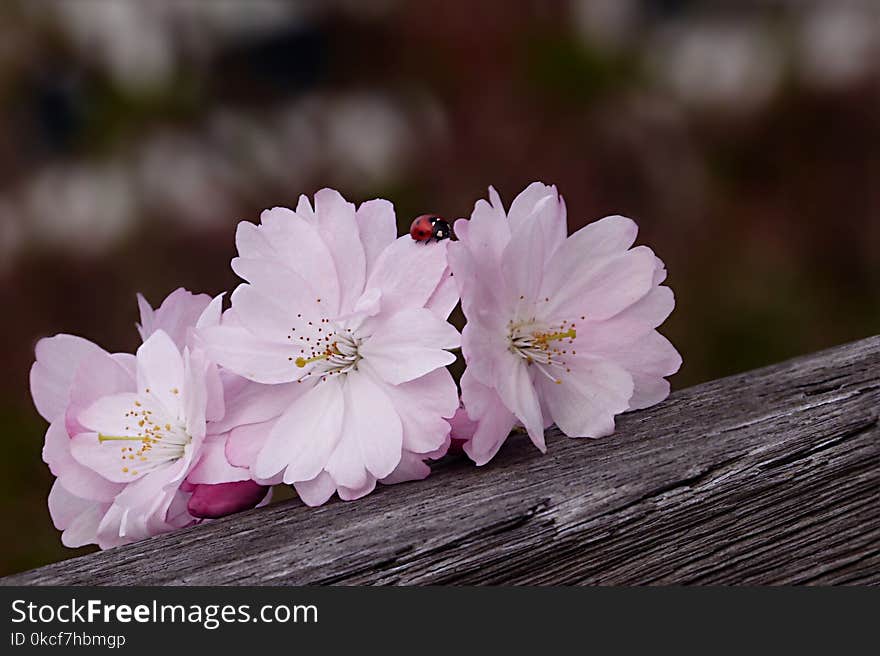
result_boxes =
[1,0,878,576]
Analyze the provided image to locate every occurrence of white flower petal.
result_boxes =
[447,241,507,322]
[507,182,566,256]
[187,437,249,484]
[211,377,302,434]
[556,214,638,261]
[255,207,341,313]
[465,188,510,265]
[224,420,274,472]
[228,284,299,344]
[544,245,657,321]
[313,188,366,313]
[366,236,450,315]
[356,198,397,278]
[202,324,297,384]
[30,335,107,422]
[494,354,545,451]
[67,351,137,430]
[196,294,224,330]
[235,220,274,261]
[137,288,212,351]
[231,259,322,319]
[294,471,337,507]
[136,331,185,417]
[501,201,547,304]
[43,420,122,501]
[360,308,459,385]
[378,368,458,454]
[380,451,431,484]
[460,369,517,466]
[337,477,377,501]
[540,355,634,438]
[48,479,94,529]
[70,431,146,484]
[60,503,107,548]
[578,285,676,351]
[325,419,369,491]
[254,376,344,482]
[600,330,682,410]
[77,392,142,436]
[183,349,208,441]
[345,367,403,479]
[323,367,405,488]
[425,268,459,320]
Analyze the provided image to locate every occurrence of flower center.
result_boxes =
[98,397,191,477]
[292,328,361,380]
[508,319,577,385]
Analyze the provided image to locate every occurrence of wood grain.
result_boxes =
[4,336,879,585]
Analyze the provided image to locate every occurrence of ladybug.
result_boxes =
[410,214,452,243]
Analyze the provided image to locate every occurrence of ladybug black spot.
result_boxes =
[430,218,451,242]
[410,214,452,243]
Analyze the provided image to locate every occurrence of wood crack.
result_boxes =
[757,417,878,470]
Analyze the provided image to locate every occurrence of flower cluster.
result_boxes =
[31,183,680,549]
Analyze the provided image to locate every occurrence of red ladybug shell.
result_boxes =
[410,214,436,242]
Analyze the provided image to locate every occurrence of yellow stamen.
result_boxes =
[98,434,145,443]
[535,328,577,344]
[295,351,331,368]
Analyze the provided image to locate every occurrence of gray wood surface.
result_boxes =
[4,336,879,585]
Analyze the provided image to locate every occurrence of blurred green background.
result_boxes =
[1,0,878,576]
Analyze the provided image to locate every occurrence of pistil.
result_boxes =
[292,330,361,379]
[508,318,578,385]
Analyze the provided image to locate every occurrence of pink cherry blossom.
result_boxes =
[31,289,270,549]
[201,189,461,504]
[136,286,213,350]
[448,182,681,465]
[186,480,268,519]
[447,406,477,454]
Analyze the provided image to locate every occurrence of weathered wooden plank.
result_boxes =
[4,336,879,585]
